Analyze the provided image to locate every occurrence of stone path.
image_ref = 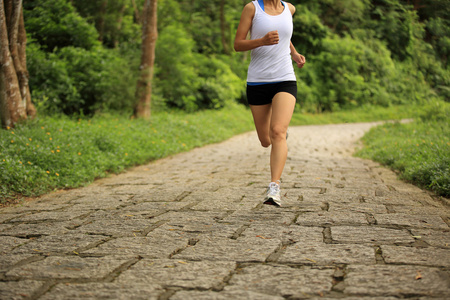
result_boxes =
[1,122,449,299]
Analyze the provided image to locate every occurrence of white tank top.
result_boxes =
[247,0,296,83]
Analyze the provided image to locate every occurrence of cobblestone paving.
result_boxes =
[1,122,449,299]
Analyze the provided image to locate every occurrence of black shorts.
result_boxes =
[246,81,297,106]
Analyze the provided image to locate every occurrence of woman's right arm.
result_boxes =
[234,3,279,52]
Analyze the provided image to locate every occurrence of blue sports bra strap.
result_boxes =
[258,0,264,11]
[258,0,284,12]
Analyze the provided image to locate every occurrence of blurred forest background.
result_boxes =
[22,0,449,116]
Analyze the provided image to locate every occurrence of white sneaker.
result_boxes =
[264,182,281,207]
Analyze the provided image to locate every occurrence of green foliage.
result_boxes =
[155,25,245,111]
[23,0,100,51]
[27,43,137,115]
[21,0,449,115]
[0,104,254,202]
[292,5,329,55]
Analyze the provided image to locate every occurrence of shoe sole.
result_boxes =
[263,197,281,207]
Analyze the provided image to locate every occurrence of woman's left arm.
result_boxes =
[287,3,306,68]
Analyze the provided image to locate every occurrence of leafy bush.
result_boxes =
[155,25,245,111]
[27,43,137,115]
[24,0,100,51]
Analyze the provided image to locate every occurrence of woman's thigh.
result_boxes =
[271,92,296,131]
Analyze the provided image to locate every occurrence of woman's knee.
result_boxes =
[259,137,271,148]
[270,125,287,141]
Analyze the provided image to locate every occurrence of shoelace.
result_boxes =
[268,182,280,194]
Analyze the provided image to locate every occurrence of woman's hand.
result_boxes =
[292,52,306,68]
[262,31,279,46]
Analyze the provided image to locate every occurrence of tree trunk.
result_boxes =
[131,0,141,25]
[114,2,127,48]
[220,0,230,55]
[18,5,35,117]
[134,0,157,119]
[0,0,28,129]
[97,0,108,42]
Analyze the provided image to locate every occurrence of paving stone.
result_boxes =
[0,213,20,223]
[122,201,191,212]
[227,264,334,298]
[170,289,284,300]
[374,213,449,229]
[152,222,241,241]
[116,259,235,290]
[328,203,388,214]
[381,245,450,267]
[331,226,415,244]
[0,222,71,237]
[410,229,450,248]
[69,194,132,210]
[296,211,368,226]
[40,282,163,300]
[6,256,134,280]
[222,210,296,225]
[279,243,376,265]
[12,234,107,255]
[173,237,281,262]
[8,210,88,223]
[153,210,230,225]
[241,224,324,244]
[388,205,449,215]
[0,280,45,299]
[123,187,191,202]
[82,236,188,257]
[74,211,159,237]
[344,265,450,297]
[0,254,34,272]
[0,236,30,254]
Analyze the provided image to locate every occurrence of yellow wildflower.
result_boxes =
[28,162,31,165]
[51,150,55,153]
[56,173,59,176]
[46,171,50,174]
[29,138,32,141]
[49,138,52,141]
[47,132,50,135]
[11,131,14,134]
[6,126,10,130]
[78,152,81,155]
[11,140,14,143]
[57,150,60,153]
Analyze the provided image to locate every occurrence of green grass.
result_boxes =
[0,102,439,204]
[355,101,450,197]
[0,103,254,203]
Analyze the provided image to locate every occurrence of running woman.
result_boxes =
[234,0,306,206]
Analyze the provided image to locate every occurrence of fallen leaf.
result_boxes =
[256,235,271,239]
[305,258,317,263]
[178,261,188,264]
[73,251,79,255]
[415,270,422,280]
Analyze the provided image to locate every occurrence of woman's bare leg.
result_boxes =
[249,104,272,148]
[270,92,296,182]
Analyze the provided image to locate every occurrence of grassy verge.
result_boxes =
[0,102,429,204]
[0,103,254,203]
[355,101,450,197]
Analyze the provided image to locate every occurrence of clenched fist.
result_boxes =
[262,31,279,46]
